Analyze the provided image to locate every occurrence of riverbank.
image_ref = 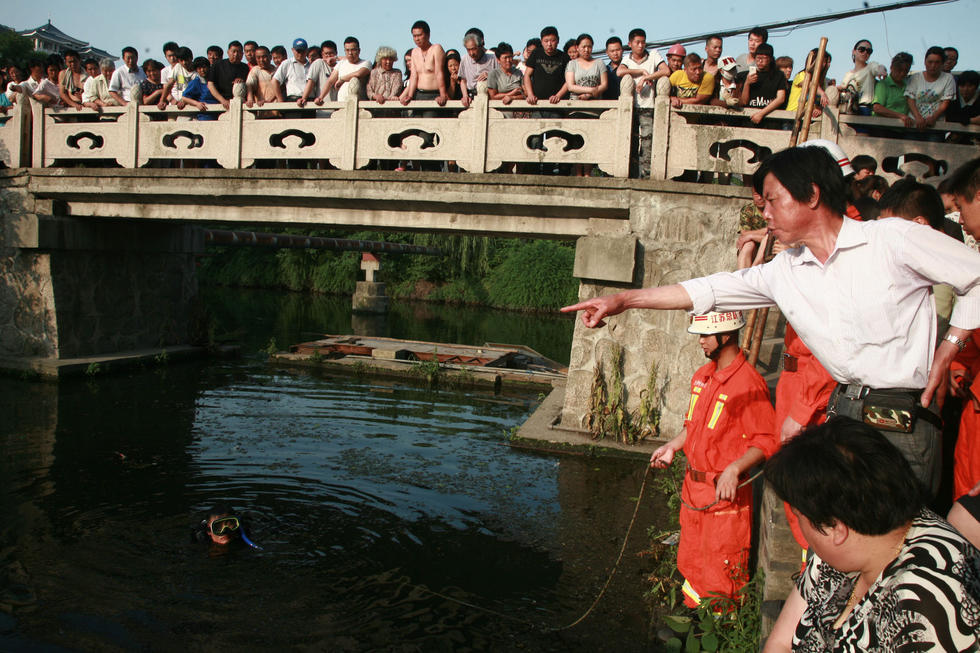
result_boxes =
[198,230,579,312]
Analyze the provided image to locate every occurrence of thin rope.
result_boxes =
[673,468,764,512]
[415,464,654,632]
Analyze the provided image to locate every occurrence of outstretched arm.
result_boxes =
[560,285,694,328]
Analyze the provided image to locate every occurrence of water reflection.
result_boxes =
[0,288,662,651]
[203,286,576,365]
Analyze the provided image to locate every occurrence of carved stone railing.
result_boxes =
[24,80,634,176]
[0,100,31,168]
[12,86,978,184]
[655,101,980,183]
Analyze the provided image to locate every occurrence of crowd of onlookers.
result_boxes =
[2,22,977,176]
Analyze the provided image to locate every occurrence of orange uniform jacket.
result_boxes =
[775,324,836,550]
[679,350,777,607]
[952,332,980,500]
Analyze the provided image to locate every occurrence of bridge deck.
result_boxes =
[16,167,746,239]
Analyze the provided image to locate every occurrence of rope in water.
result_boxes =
[415,464,654,632]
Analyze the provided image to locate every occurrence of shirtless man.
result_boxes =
[399,20,448,106]
[246,46,278,107]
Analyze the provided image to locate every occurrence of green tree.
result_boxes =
[0,29,35,68]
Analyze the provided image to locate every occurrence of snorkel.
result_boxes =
[239,527,263,551]
[203,504,262,550]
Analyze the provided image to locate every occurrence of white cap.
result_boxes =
[800,138,855,177]
[688,311,746,334]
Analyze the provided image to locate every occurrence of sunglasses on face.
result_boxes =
[209,516,240,536]
[856,46,872,54]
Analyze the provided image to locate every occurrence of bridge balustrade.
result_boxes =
[656,103,980,183]
[3,80,978,181]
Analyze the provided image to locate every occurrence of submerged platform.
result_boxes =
[271,335,567,391]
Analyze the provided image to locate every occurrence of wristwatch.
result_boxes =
[944,333,968,352]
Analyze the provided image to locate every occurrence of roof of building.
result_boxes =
[18,21,88,48]
[16,20,115,60]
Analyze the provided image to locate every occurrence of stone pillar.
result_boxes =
[0,172,203,363]
[561,182,751,439]
[352,252,388,314]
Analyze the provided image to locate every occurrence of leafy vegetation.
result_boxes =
[587,344,664,443]
[0,30,35,69]
[198,229,578,311]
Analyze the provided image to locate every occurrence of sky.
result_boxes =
[6,0,977,81]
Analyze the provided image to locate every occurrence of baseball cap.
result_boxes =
[292,38,308,50]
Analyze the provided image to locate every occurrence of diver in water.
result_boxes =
[192,504,262,551]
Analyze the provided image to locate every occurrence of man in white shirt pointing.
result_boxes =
[563,146,980,496]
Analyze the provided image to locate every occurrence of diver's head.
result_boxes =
[204,504,241,546]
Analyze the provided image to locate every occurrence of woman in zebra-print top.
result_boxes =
[764,418,980,652]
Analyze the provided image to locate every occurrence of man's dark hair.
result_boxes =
[755,146,848,216]
[853,174,889,199]
[228,40,243,50]
[176,46,193,64]
[945,46,959,57]
[755,43,774,58]
[946,157,980,201]
[765,417,923,535]
[412,20,431,36]
[27,59,43,71]
[122,46,138,58]
[878,177,945,229]
[958,70,980,87]
[541,26,559,40]
[925,45,946,62]
[605,36,622,48]
[495,42,513,57]
[563,39,577,54]
[850,154,877,174]
[749,27,768,42]
[256,46,269,55]
[271,45,287,58]
[706,34,723,45]
[163,41,178,54]
[892,51,913,67]
[64,49,80,59]
[684,53,702,66]
[345,36,360,48]
[192,57,210,71]
[321,40,337,52]
[207,45,223,57]
[852,196,880,221]
[82,58,98,69]
[526,38,541,48]
[627,28,646,42]
[576,33,594,46]
[244,40,258,49]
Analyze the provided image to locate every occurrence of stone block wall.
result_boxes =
[561,182,750,438]
[1,171,201,360]
[0,174,59,357]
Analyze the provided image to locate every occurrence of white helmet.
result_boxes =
[688,311,746,334]
[800,138,855,177]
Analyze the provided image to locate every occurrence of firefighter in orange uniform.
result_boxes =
[775,323,837,552]
[951,332,980,500]
[651,311,778,608]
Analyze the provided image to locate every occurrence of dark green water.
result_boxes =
[0,289,665,651]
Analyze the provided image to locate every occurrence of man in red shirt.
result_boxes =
[651,311,778,608]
